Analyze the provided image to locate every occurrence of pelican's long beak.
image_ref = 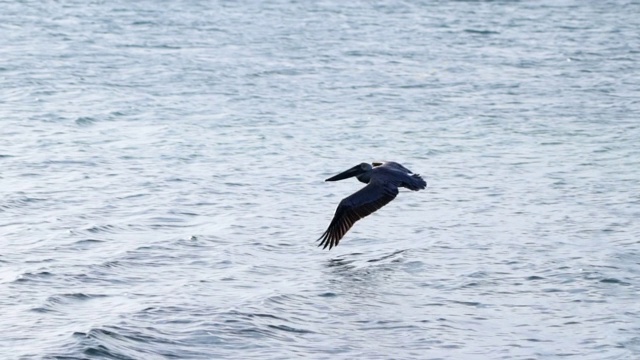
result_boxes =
[325,164,365,182]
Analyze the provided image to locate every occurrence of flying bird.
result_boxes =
[318,161,427,250]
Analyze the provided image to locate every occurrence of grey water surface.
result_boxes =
[2,0,640,359]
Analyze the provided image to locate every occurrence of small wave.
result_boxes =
[526,275,545,281]
[14,271,55,284]
[48,293,108,302]
[33,293,109,313]
[360,324,420,331]
[449,300,483,307]
[85,225,120,234]
[600,278,630,285]
[72,239,106,248]
[463,29,499,35]
[68,325,190,359]
[214,308,316,343]
[55,304,315,358]
[0,196,48,210]
[75,116,97,126]
[318,292,338,298]
[44,159,98,167]
[267,324,314,334]
[226,310,286,322]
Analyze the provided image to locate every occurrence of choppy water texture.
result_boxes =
[2,0,640,359]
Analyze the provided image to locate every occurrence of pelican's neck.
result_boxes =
[356,172,371,184]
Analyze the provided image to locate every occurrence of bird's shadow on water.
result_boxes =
[325,249,407,269]
[319,249,410,301]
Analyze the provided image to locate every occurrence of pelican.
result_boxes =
[318,161,427,250]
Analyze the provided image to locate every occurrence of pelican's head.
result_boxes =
[325,163,373,183]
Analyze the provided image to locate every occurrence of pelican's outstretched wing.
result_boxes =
[318,181,399,250]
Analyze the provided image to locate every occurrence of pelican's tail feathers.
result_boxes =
[404,174,427,191]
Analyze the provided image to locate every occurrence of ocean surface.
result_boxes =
[2,0,639,359]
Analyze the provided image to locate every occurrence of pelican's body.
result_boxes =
[318,161,427,250]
